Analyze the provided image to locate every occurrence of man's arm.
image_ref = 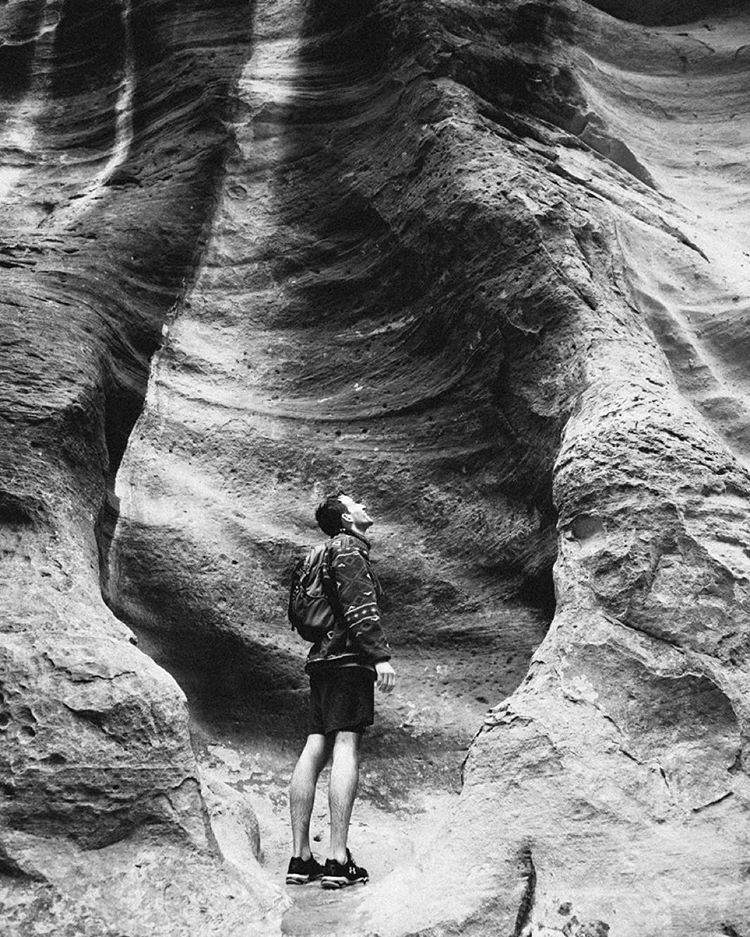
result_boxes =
[329,539,391,665]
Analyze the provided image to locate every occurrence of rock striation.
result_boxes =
[2,0,750,934]
[0,0,287,933]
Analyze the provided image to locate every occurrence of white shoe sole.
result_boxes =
[320,876,369,889]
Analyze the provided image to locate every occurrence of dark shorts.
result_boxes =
[308,666,375,736]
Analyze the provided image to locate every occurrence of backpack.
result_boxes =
[288,543,337,642]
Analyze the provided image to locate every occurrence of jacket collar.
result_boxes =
[336,527,371,551]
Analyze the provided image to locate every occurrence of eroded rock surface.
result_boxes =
[2,0,750,934]
[0,0,286,932]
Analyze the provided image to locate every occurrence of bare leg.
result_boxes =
[328,730,362,863]
[289,733,331,859]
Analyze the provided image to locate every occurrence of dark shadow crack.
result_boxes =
[514,846,537,937]
[721,925,744,937]
[692,790,734,813]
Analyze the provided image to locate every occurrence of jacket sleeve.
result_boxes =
[329,539,391,663]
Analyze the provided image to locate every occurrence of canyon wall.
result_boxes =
[1,0,749,934]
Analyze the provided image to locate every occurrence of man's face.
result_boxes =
[339,495,373,531]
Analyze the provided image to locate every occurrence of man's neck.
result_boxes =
[339,525,371,546]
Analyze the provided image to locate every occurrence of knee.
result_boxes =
[332,731,361,763]
[298,734,330,768]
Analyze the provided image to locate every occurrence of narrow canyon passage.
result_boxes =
[108,0,750,933]
[108,0,556,930]
[4,0,750,934]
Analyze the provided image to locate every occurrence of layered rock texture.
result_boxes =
[2,0,750,934]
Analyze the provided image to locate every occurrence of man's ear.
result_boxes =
[341,512,353,526]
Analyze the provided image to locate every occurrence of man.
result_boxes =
[286,492,396,889]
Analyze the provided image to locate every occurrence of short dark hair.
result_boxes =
[315,491,349,536]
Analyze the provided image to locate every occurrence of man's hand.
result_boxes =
[375,661,396,694]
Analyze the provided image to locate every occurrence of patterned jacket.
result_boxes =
[304,529,391,675]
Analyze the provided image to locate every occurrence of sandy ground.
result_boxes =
[188,644,497,936]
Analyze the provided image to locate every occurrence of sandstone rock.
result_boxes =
[0,0,285,931]
[2,0,750,934]
[200,766,262,865]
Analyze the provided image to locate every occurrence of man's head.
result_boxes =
[315,492,373,537]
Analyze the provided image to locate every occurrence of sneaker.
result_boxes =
[286,855,325,885]
[320,849,369,889]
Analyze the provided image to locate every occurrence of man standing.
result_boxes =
[286,493,396,889]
